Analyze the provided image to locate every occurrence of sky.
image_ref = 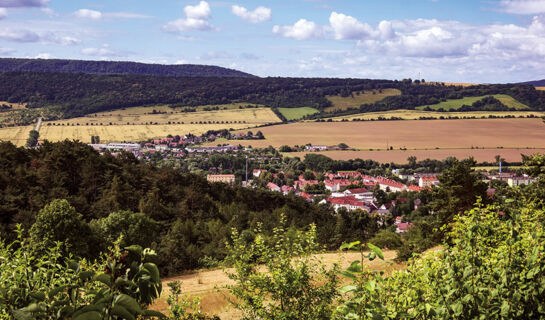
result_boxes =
[0,0,544,83]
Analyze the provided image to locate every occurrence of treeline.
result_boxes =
[0,58,254,78]
[0,140,383,275]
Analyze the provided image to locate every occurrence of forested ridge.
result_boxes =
[0,58,254,78]
[0,140,384,275]
[1,71,544,120]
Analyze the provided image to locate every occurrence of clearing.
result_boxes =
[278,107,319,120]
[150,249,403,320]
[416,94,529,111]
[329,109,544,121]
[325,88,401,112]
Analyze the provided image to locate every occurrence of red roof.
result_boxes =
[421,176,438,181]
[346,188,368,194]
[396,222,414,231]
[408,185,423,191]
[324,179,351,186]
[267,182,280,190]
[299,192,314,200]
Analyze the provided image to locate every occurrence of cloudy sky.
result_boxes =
[0,0,544,82]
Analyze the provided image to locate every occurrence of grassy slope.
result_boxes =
[325,88,401,111]
[417,94,529,111]
[278,107,320,121]
[330,109,544,121]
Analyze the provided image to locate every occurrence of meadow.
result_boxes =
[330,109,544,121]
[416,94,528,110]
[0,105,281,144]
[325,88,401,111]
[278,107,319,120]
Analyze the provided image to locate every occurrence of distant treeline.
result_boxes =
[1,72,544,121]
[0,58,254,78]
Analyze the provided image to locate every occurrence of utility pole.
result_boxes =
[245,155,248,187]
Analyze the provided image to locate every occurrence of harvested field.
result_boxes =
[150,250,403,319]
[34,107,280,143]
[325,88,401,111]
[230,118,545,151]
[416,94,528,111]
[278,107,319,120]
[331,109,544,121]
[536,87,545,91]
[0,125,33,146]
[287,148,545,163]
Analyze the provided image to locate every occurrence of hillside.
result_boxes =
[0,58,255,78]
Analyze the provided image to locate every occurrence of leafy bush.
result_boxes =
[368,229,402,249]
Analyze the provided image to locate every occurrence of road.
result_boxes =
[35,117,42,132]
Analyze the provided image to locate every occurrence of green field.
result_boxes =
[278,107,320,121]
[417,94,529,111]
[325,88,401,111]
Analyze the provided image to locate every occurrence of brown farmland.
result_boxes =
[230,118,545,162]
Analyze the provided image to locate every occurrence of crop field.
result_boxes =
[227,118,545,162]
[93,103,265,116]
[0,106,281,144]
[330,109,544,121]
[325,88,401,111]
[0,125,33,146]
[278,107,319,120]
[416,94,528,111]
[536,87,545,91]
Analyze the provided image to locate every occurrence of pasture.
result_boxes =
[330,109,544,121]
[416,94,528,111]
[229,118,545,162]
[325,88,401,111]
[278,107,319,120]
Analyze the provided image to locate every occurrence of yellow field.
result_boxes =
[0,125,33,146]
[536,87,545,91]
[426,82,477,87]
[325,88,401,111]
[329,109,545,121]
[0,106,281,144]
[97,103,264,116]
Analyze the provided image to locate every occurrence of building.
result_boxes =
[207,174,235,185]
[418,176,439,188]
[324,179,351,192]
[305,145,328,151]
[507,176,534,187]
[266,182,281,192]
[253,169,267,178]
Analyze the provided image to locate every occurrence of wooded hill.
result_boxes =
[1,70,544,121]
[0,58,254,78]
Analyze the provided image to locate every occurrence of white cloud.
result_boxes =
[74,9,102,20]
[498,0,545,14]
[41,7,57,17]
[273,19,324,40]
[184,1,210,19]
[0,27,81,45]
[0,8,6,19]
[81,45,123,57]
[0,0,48,8]
[162,1,216,33]
[0,29,40,42]
[377,20,395,39]
[35,52,52,59]
[231,5,271,23]
[329,12,373,40]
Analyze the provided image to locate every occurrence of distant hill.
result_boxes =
[519,79,545,87]
[0,58,255,78]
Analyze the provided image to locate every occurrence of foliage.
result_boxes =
[26,129,39,147]
[166,281,219,320]
[225,216,340,320]
[368,229,402,249]
[0,226,165,319]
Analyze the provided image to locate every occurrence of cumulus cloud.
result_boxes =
[162,1,216,33]
[231,5,271,23]
[0,8,6,19]
[272,19,324,40]
[81,45,123,57]
[0,28,80,45]
[74,9,102,20]
[35,52,52,59]
[0,0,48,7]
[0,29,40,42]
[498,0,545,14]
[329,12,373,39]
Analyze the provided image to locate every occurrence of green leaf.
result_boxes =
[95,273,112,287]
[72,311,103,320]
[346,260,362,273]
[340,241,360,250]
[114,294,142,314]
[79,270,95,282]
[124,245,143,257]
[367,243,384,260]
[501,300,510,317]
[143,263,160,283]
[29,292,46,301]
[111,305,136,320]
[142,310,167,318]
[339,285,358,294]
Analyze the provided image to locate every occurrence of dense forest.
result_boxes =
[0,140,388,275]
[0,58,254,78]
[1,71,544,121]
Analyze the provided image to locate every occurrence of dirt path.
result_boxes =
[151,250,403,319]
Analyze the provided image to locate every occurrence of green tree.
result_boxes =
[30,199,91,257]
[90,210,159,249]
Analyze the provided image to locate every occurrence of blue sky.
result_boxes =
[0,0,544,82]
